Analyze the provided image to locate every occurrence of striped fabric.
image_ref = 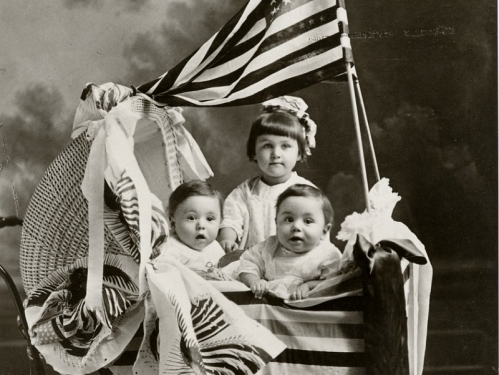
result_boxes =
[137,0,352,107]
[110,292,366,374]
[223,291,366,374]
[110,274,365,374]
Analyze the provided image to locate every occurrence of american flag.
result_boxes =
[137,0,353,107]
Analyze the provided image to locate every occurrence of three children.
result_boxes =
[159,96,341,300]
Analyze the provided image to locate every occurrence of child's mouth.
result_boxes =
[196,234,206,240]
[290,236,302,242]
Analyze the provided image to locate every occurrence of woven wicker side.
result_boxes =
[20,134,125,295]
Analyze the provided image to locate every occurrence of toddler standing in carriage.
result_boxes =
[218,96,318,251]
[237,184,341,301]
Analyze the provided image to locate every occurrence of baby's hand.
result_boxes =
[250,279,268,299]
[289,284,310,301]
[220,240,238,253]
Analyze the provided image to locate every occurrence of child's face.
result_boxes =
[276,196,331,254]
[254,134,301,185]
[170,196,221,251]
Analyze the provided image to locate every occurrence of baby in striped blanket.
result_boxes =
[237,184,342,300]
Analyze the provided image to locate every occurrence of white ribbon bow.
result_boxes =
[261,96,317,155]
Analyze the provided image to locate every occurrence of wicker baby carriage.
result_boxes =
[19,87,213,374]
[17,85,432,375]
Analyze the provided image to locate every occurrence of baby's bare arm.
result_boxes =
[217,227,238,252]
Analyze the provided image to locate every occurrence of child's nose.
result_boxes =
[196,220,205,229]
[272,147,281,155]
[271,149,281,158]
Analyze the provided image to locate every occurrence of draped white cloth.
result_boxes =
[135,257,286,375]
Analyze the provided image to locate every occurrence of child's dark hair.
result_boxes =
[276,184,334,225]
[168,180,224,217]
[246,110,308,161]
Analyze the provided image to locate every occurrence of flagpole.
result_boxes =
[355,79,381,181]
[345,61,370,211]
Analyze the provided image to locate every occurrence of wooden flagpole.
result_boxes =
[355,80,381,181]
[338,1,370,211]
[344,57,370,210]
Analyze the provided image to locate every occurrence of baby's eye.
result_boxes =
[282,143,292,149]
[262,143,272,148]
[207,216,216,222]
[187,215,196,221]
[284,217,293,223]
[304,218,314,224]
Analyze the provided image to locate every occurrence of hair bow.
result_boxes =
[262,96,317,155]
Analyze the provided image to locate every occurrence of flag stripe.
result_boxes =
[173,2,266,88]
[183,1,339,85]
[274,335,365,353]
[194,45,260,85]
[235,18,267,47]
[166,35,342,103]
[139,49,196,94]
[241,305,363,324]
[263,363,365,375]
[203,4,249,60]
[157,59,346,107]
[205,1,268,65]
[197,7,339,83]
[222,291,365,372]
[230,34,342,94]
[273,349,365,367]
[208,29,266,71]
[222,292,363,311]
[137,0,351,107]
[167,43,344,105]
[259,319,364,339]
[148,0,340,98]
[257,6,339,56]
[168,22,341,100]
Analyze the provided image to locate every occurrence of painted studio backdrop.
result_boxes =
[0,0,496,373]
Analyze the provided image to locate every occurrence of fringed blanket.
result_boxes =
[134,258,286,375]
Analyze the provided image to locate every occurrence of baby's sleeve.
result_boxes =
[153,241,184,265]
[318,243,343,279]
[235,245,265,279]
[220,186,248,241]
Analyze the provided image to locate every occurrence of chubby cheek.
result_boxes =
[208,226,219,237]
[259,149,272,159]
[181,222,196,234]
[276,226,289,240]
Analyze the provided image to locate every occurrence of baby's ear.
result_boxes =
[321,223,332,239]
[169,216,175,229]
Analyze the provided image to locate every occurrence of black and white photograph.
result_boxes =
[0,1,497,374]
